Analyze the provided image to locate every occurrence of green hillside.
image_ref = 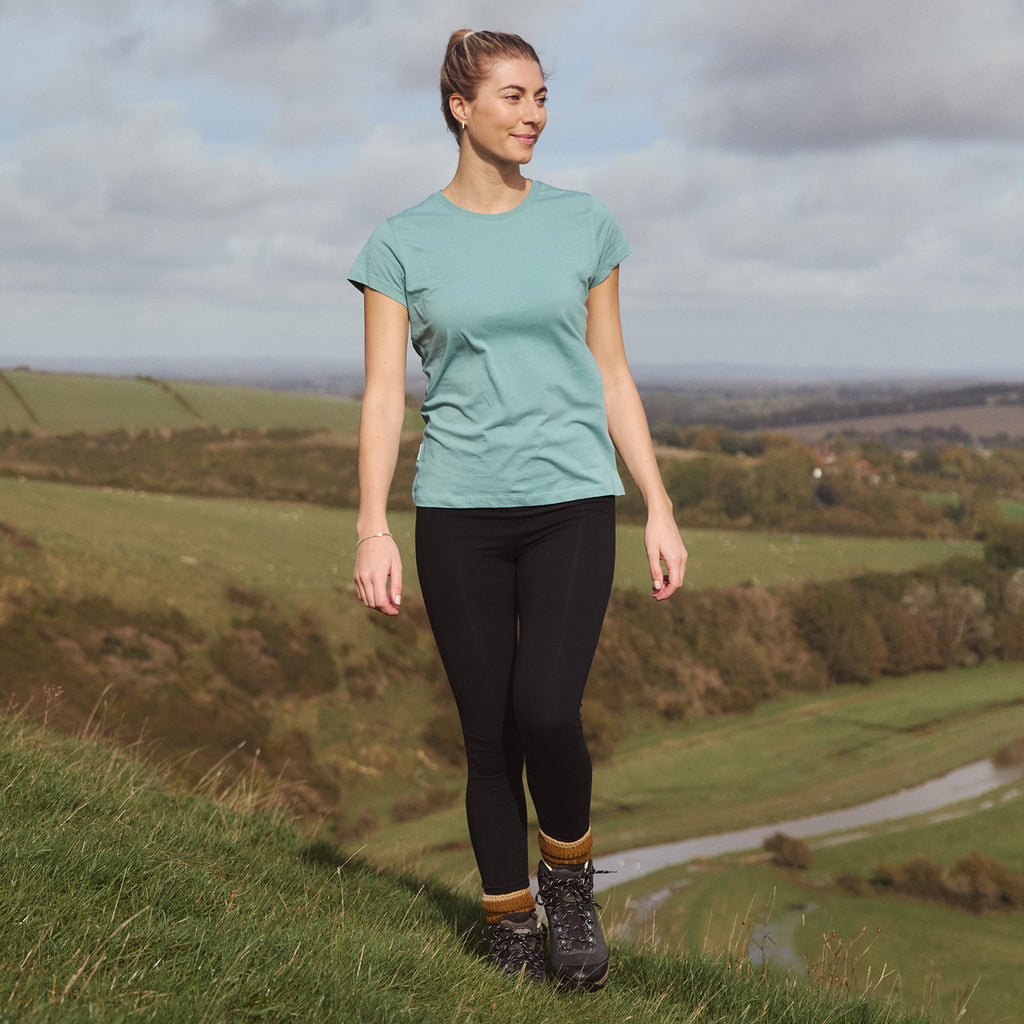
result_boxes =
[0,369,367,433]
[0,713,933,1024]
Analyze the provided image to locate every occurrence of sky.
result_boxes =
[2,0,1024,377]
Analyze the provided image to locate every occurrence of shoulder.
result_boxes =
[381,192,446,227]
[532,180,596,206]
[531,181,619,221]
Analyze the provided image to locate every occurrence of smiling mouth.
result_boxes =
[512,134,537,144]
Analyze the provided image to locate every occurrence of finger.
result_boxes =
[649,553,665,592]
[668,547,687,589]
[390,559,402,609]
[653,551,687,601]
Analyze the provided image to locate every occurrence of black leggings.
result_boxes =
[416,496,615,896]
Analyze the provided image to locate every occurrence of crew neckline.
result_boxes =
[436,180,540,218]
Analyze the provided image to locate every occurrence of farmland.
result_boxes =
[2,368,1024,1022]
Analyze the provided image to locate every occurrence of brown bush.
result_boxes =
[949,852,1024,911]
[833,871,871,896]
[792,584,887,684]
[866,852,1024,913]
[994,738,1024,768]
[209,613,339,699]
[763,832,811,869]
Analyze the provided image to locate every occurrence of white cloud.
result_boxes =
[660,0,1024,150]
[564,134,1024,331]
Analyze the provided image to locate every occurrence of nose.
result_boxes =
[524,101,545,127]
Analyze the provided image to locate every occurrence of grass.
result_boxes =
[0,713,932,1024]
[0,477,373,639]
[0,369,374,434]
[615,525,980,590]
[0,479,982,629]
[1000,499,1024,523]
[3,371,200,432]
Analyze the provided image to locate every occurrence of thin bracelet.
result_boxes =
[356,531,392,548]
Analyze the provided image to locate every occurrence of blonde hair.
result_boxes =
[440,29,544,141]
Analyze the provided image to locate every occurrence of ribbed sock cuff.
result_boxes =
[538,826,593,866]
[481,887,535,924]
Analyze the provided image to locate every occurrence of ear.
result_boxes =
[449,93,468,126]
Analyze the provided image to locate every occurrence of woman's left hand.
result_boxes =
[645,507,687,601]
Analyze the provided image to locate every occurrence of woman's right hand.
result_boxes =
[354,534,403,615]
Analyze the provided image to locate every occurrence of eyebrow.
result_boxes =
[499,84,548,94]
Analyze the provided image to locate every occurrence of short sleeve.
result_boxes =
[589,196,631,288]
[347,220,408,307]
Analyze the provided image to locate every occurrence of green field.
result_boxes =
[0,369,371,433]
[1,479,981,622]
[1002,498,1024,522]
[0,368,438,435]
[616,523,980,590]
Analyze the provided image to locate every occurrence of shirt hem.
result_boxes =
[413,481,625,509]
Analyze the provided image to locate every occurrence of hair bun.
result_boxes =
[446,29,474,53]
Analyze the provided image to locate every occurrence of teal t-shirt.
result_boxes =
[348,180,629,508]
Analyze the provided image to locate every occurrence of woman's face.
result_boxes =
[458,57,547,166]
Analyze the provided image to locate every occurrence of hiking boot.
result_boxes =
[536,859,609,990]
[484,911,547,985]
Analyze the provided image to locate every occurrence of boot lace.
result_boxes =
[537,863,610,953]
[484,920,547,981]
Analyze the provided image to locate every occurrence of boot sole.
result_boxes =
[553,960,609,991]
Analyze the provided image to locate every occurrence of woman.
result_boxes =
[350,29,686,989]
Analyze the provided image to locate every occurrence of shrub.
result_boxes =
[763,832,811,869]
[833,871,870,896]
[867,852,1024,913]
[209,614,339,699]
[984,523,1024,569]
[792,584,887,684]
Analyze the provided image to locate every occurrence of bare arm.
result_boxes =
[354,287,409,615]
[585,267,687,600]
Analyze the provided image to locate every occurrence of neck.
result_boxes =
[442,152,532,214]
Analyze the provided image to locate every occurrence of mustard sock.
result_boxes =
[481,887,535,924]
[538,826,593,867]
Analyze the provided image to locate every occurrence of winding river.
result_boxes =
[593,757,1024,894]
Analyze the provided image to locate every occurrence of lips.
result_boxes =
[512,134,537,145]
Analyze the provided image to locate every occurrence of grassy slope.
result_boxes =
[0,369,368,433]
[0,714,930,1024]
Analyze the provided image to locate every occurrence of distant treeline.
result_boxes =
[4,426,1024,542]
[642,380,1024,438]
